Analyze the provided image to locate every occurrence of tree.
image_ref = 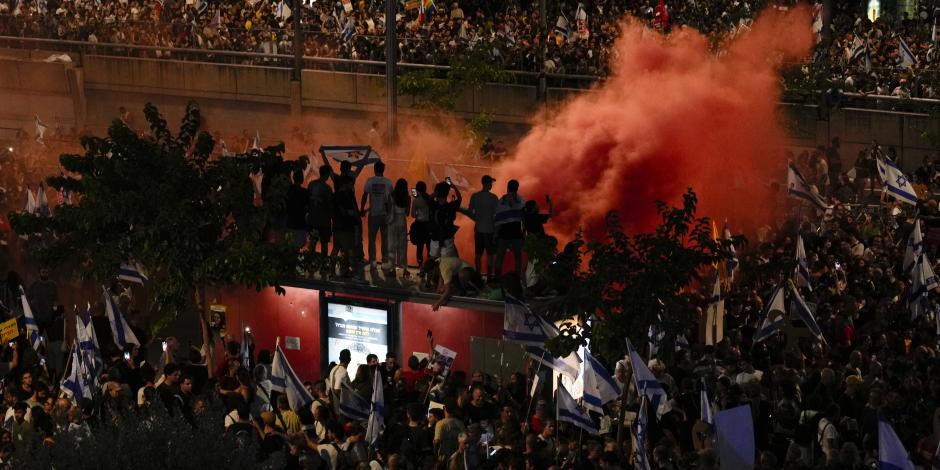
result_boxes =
[9,102,322,330]
[542,189,738,364]
[398,40,511,111]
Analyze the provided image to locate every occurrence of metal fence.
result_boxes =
[0,35,602,89]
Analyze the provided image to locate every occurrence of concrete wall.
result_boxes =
[3,53,940,170]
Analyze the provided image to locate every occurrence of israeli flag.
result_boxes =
[898,36,917,69]
[579,347,621,414]
[849,36,865,62]
[626,339,670,419]
[705,277,724,346]
[341,18,355,43]
[19,287,42,351]
[723,223,738,280]
[319,145,380,166]
[787,163,829,210]
[35,115,48,144]
[554,14,570,39]
[556,383,598,435]
[753,285,786,343]
[794,234,812,292]
[910,253,938,320]
[633,391,651,470]
[61,344,93,403]
[24,186,37,215]
[118,260,148,285]
[879,419,915,470]
[788,283,825,344]
[503,295,580,379]
[76,313,103,381]
[270,343,315,411]
[877,156,919,205]
[103,286,139,349]
[338,381,370,421]
[903,219,923,273]
[700,379,714,426]
[36,182,51,217]
[365,366,384,445]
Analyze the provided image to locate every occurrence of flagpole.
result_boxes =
[524,350,547,429]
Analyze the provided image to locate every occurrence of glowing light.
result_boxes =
[868,1,880,22]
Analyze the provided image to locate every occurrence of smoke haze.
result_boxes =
[494,6,813,240]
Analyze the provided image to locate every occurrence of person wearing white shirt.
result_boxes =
[328,349,352,415]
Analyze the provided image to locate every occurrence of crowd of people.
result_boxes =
[0,130,937,470]
[0,0,801,77]
[284,152,556,310]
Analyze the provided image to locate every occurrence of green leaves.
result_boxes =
[8,102,307,332]
[544,189,731,363]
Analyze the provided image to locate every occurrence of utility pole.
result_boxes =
[538,0,547,102]
[291,0,303,81]
[385,0,398,146]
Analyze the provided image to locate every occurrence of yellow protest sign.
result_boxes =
[0,318,19,343]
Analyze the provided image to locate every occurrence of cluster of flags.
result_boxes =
[753,281,825,344]
[23,183,51,217]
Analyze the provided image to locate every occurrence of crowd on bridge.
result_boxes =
[0,0,800,77]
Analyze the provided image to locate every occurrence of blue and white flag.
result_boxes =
[877,156,919,205]
[700,379,714,426]
[24,186,38,215]
[365,366,384,445]
[716,405,755,470]
[753,285,786,343]
[118,260,148,285]
[270,343,315,411]
[341,18,355,42]
[787,163,829,210]
[36,183,51,217]
[19,287,41,351]
[903,219,923,273]
[319,145,380,166]
[705,277,724,346]
[633,391,651,470]
[275,0,291,19]
[898,36,917,69]
[557,383,598,435]
[787,283,825,343]
[103,286,139,349]
[338,381,370,421]
[503,295,580,379]
[241,323,252,370]
[61,344,93,403]
[76,313,102,381]
[879,419,915,470]
[626,339,670,419]
[723,223,738,281]
[579,348,621,414]
[794,234,812,292]
[35,115,48,144]
[910,253,938,320]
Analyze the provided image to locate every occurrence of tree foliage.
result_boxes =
[397,40,511,111]
[542,189,739,363]
[8,102,320,330]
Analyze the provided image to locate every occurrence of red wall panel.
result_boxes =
[208,286,503,383]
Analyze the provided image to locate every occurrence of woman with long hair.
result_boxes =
[389,178,411,278]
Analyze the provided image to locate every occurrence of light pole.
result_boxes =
[385,0,398,146]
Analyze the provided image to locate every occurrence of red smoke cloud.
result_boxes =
[494,7,813,240]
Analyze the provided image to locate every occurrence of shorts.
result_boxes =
[430,239,455,258]
[474,232,496,254]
